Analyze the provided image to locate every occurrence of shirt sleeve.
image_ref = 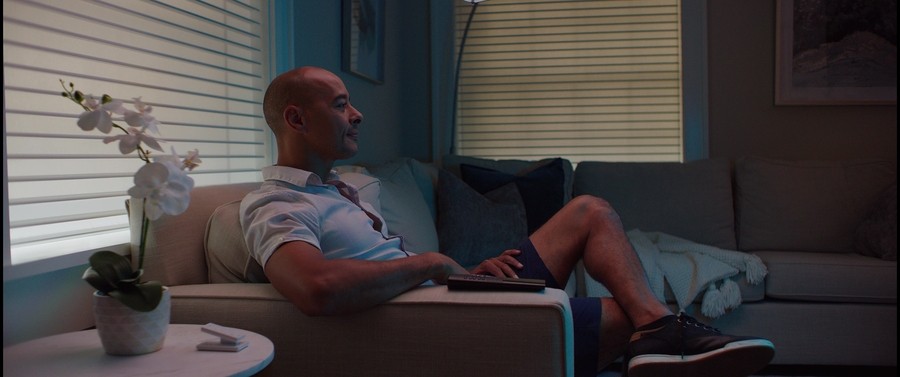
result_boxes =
[239,188,322,268]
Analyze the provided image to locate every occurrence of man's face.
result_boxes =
[303,72,364,160]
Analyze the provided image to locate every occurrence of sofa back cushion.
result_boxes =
[365,160,440,253]
[573,159,737,250]
[134,182,261,285]
[735,157,896,253]
[206,200,268,283]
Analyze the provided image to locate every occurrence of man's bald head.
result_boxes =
[262,66,341,133]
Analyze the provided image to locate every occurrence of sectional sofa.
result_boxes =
[134,155,896,376]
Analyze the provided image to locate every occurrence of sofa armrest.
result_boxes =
[168,284,574,377]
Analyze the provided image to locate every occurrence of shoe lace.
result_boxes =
[676,312,721,333]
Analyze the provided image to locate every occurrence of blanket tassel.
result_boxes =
[701,280,742,318]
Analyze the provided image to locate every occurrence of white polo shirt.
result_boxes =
[240,165,409,269]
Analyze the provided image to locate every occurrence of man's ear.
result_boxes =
[284,106,306,133]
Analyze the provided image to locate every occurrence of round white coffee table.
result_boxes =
[3,324,274,376]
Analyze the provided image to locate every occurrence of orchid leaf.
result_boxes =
[82,267,117,294]
[83,250,161,312]
[108,281,163,312]
[86,251,136,292]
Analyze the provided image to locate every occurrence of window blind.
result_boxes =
[455,0,683,164]
[3,0,269,265]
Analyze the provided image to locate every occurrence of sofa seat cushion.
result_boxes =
[736,157,896,253]
[573,159,737,250]
[755,251,897,304]
[583,272,765,304]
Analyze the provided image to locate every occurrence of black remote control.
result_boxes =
[447,274,546,292]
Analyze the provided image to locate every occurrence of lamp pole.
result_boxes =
[450,0,484,155]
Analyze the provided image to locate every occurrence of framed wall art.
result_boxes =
[775,0,897,105]
[342,0,385,84]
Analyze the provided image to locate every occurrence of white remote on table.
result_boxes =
[197,340,249,352]
[201,323,246,343]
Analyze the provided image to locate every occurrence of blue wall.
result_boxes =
[289,0,434,165]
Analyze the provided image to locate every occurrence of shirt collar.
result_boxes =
[261,165,340,187]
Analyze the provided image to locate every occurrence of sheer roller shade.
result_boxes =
[3,0,269,265]
[455,0,683,164]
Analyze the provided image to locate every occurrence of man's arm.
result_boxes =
[265,241,467,316]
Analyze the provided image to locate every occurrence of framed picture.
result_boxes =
[775,0,897,105]
[342,0,385,84]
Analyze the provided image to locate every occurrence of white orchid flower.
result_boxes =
[77,96,124,134]
[102,127,164,155]
[124,97,160,135]
[182,149,202,171]
[127,159,195,220]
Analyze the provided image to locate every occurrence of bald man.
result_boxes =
[240,66,775,377]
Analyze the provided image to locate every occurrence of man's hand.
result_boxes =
[470,249,524,278]
[427,252,469,285]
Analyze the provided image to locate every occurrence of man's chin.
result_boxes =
[339,145,358,159]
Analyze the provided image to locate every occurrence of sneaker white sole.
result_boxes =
[628,339,775,377]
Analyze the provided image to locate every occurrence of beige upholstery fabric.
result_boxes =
[131,182,261,285]
[168,284,573,377]
[205,200,267,283]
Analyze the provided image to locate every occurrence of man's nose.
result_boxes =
[350,106,363,125]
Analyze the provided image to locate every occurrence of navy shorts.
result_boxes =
[513,238,601,377]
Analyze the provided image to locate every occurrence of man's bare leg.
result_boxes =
[529,195,774,377]
[529,195,672,328]
[596,297,633,370]
[527,195,672,366]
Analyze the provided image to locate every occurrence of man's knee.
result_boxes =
[568,195,622,225]
[569,195,614,214]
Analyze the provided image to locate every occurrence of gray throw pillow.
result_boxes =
[854,183,897,261]
[437,169,528,268]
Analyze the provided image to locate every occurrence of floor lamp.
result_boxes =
[450,0,487,154]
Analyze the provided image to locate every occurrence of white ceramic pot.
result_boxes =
[92,287,171,355]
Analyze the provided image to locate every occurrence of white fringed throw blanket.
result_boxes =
[590,229,767,318]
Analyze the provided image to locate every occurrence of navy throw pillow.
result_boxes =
[437,169,528,268]
[460,158,566,234]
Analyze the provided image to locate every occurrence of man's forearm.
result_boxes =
[312,252,452,315]
[266,248,463,316]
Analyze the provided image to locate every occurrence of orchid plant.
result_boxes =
[61,80,201,312]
